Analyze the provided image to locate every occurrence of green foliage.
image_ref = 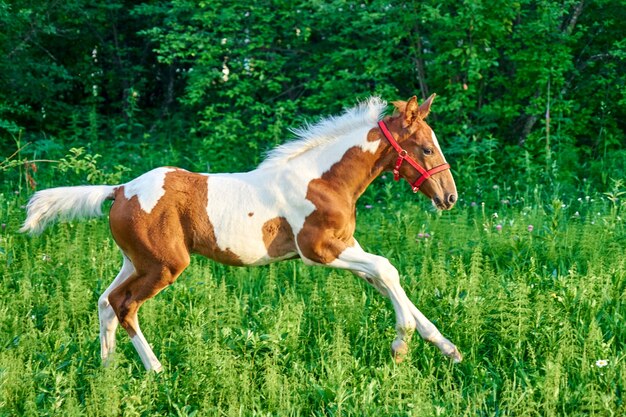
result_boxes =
[1,140,129,192]
[0,0,182,157]
[1,0,624,194]
[57,148,130,185]
[1,189,626,415]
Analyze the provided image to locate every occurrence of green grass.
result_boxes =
[1,190,625,416]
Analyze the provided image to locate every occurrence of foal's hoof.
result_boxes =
[391,339,409,364]
[444,344,463,363]
[101,355,114,368]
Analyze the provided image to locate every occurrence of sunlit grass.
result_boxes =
[1,189,625,416]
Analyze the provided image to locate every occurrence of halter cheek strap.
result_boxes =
[378,120,451,193]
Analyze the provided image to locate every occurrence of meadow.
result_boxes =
[1,180,624,416]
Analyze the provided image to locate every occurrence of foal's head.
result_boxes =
[387,94,457,210]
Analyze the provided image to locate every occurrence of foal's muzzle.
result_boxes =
[433,193,457,210]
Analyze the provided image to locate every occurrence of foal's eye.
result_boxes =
[423,147,434,156]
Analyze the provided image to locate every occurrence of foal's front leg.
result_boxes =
[327,241,462,363]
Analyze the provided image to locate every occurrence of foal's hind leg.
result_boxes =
[328,241,462,363]
[98,253,134,365]
[108,253,189,372]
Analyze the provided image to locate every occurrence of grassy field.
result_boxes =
[1,187,625,416]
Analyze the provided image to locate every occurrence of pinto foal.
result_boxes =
[21,95,461,371]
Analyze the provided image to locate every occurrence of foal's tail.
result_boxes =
[20,185,117,235]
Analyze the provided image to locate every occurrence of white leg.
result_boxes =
[330,242,461,362]
[406,301,462,362]
[129,314,163,372]
[98,254,134,366]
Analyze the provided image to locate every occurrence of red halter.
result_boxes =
[378,120,451,193]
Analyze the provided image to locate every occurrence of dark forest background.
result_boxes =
[1,0,625,200]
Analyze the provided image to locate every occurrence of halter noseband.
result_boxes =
[378,120,451,193]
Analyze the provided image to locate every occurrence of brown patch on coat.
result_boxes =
[262,217,296,258]
[248,212,254,217]
[297,145,387,264]
[107,170,243,338]
[111,170,243,266]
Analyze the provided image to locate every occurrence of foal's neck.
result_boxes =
[314,128,392,206]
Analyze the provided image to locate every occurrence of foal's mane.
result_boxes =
[259,97,387,168]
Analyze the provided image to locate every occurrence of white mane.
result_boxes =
[259,97,387,168]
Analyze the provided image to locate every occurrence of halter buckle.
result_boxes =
[393,154,405,182]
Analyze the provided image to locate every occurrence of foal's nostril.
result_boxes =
[433,196,443,207]
[448,194,457,205]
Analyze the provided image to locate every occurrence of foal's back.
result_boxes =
[110,167,299,268]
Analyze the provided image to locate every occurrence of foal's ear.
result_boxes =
[403,96,420,127]
[399,94,436,127]
[418,93,436,119]
[419,93,436,119]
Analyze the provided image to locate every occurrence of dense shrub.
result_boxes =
[1,0,625,196]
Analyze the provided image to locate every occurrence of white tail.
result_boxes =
[20,185,117,235]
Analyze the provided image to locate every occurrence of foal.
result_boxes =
[21,95,461,371]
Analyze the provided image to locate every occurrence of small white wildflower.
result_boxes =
[595,359,608,368]
[493,212,498,218]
